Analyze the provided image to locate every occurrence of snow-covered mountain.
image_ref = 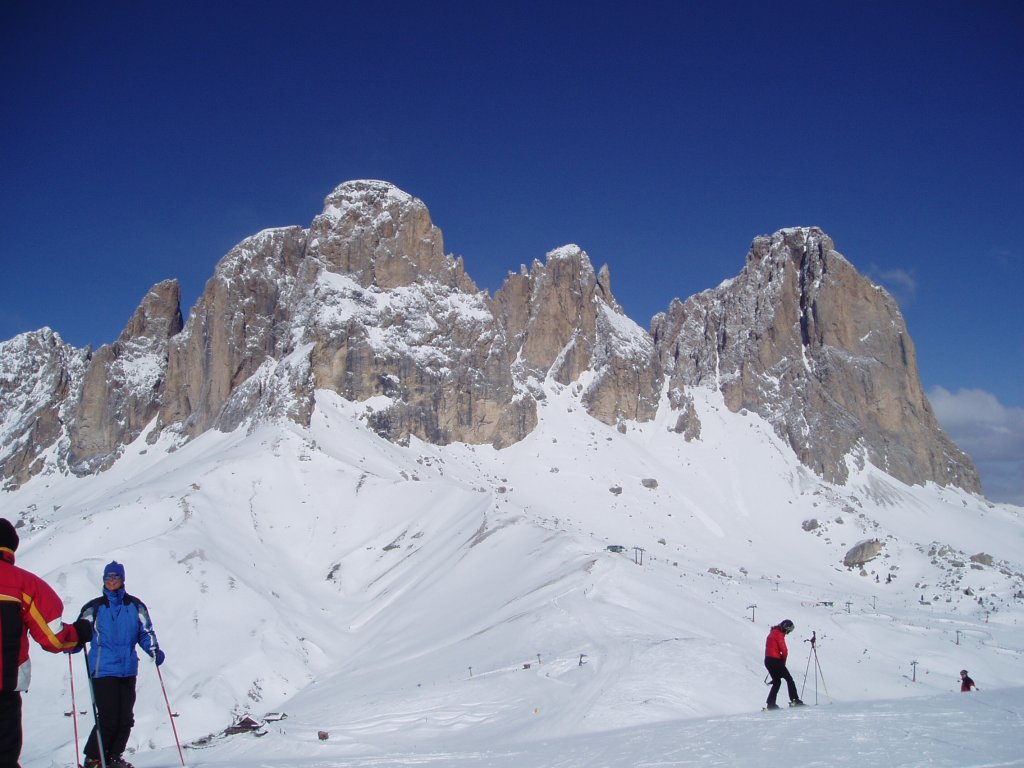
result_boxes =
[0,180,978,496]
[1,180,1019,767]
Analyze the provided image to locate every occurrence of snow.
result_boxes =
[3,379,1023,768]
[596,304,652,359]
[307,270,497,381]
[319,181,418,226]
[545,244,585,262]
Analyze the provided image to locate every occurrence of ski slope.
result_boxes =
[5,383,1023,768]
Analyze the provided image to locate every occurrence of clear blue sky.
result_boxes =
[2,1,1022,501]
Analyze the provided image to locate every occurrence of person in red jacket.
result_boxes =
[764,619,804,710]
[0,518,91,767]
[960,670,978,692]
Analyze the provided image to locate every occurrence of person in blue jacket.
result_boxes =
[76,561,165,768]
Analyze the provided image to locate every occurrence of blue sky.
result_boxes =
[2,1,1021,502]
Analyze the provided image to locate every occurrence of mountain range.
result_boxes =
[0,180,980,497]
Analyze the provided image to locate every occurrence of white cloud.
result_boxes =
[929,386,1024,506]
[878,268,918,294]
[868,264,918,299]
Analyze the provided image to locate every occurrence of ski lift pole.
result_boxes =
[155,659,187,767]
[68,653,81,765]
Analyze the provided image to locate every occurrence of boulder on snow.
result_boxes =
[844,539,884,568]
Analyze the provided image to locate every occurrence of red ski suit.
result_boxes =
[0,548,81,692]
[765,626,789,661]
[763,625,799,706]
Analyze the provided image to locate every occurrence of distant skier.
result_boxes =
[764,619,804,709]
[76,561,165,768]
[0,518,91,767]
[960,669,978,692]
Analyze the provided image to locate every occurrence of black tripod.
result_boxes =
[800,631,832,704]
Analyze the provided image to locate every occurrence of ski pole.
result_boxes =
[155,658,187,767]
[68,653,81,765]
[82,646,108,768]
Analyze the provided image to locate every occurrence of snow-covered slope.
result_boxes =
[5,379,1022,767]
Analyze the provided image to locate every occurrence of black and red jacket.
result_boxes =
[0,547,81,692]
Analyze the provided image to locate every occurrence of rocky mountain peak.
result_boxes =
[309,180,476,292]
[493,244,659,427]
[652,227,979,490]
[116,279,184,344]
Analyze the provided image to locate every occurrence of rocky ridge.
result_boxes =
[0,181,981,496]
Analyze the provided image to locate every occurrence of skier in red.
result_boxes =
[0,518,91,766]
[960,670,978,692]
[764,619,804,709]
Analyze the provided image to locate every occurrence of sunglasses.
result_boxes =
[104,574,123,581]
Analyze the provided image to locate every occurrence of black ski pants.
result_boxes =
[85,676,137,761]
[764,656,799,705]
[0,690,22,768]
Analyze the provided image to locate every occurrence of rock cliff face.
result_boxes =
[0,329,87,487]
[492,246,660,427]
[68,280,183,473]
[0,182,981,496]
[302,182,527,447]
[158,226,308,437]
[651,228,978,489]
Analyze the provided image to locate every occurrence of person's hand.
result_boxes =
[72,618,92,648]
[153,648,166,666]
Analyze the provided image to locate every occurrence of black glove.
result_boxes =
[72,618,93,648]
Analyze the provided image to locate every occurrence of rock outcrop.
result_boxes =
[0,183,982,498]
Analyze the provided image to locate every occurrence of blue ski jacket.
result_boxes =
[77,587,159,678]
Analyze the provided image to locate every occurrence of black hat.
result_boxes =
[0,519,19,552]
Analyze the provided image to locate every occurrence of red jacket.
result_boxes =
[765,626,788,661]
[0,549,81,692]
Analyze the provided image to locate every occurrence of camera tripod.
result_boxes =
[801,631,832,704]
